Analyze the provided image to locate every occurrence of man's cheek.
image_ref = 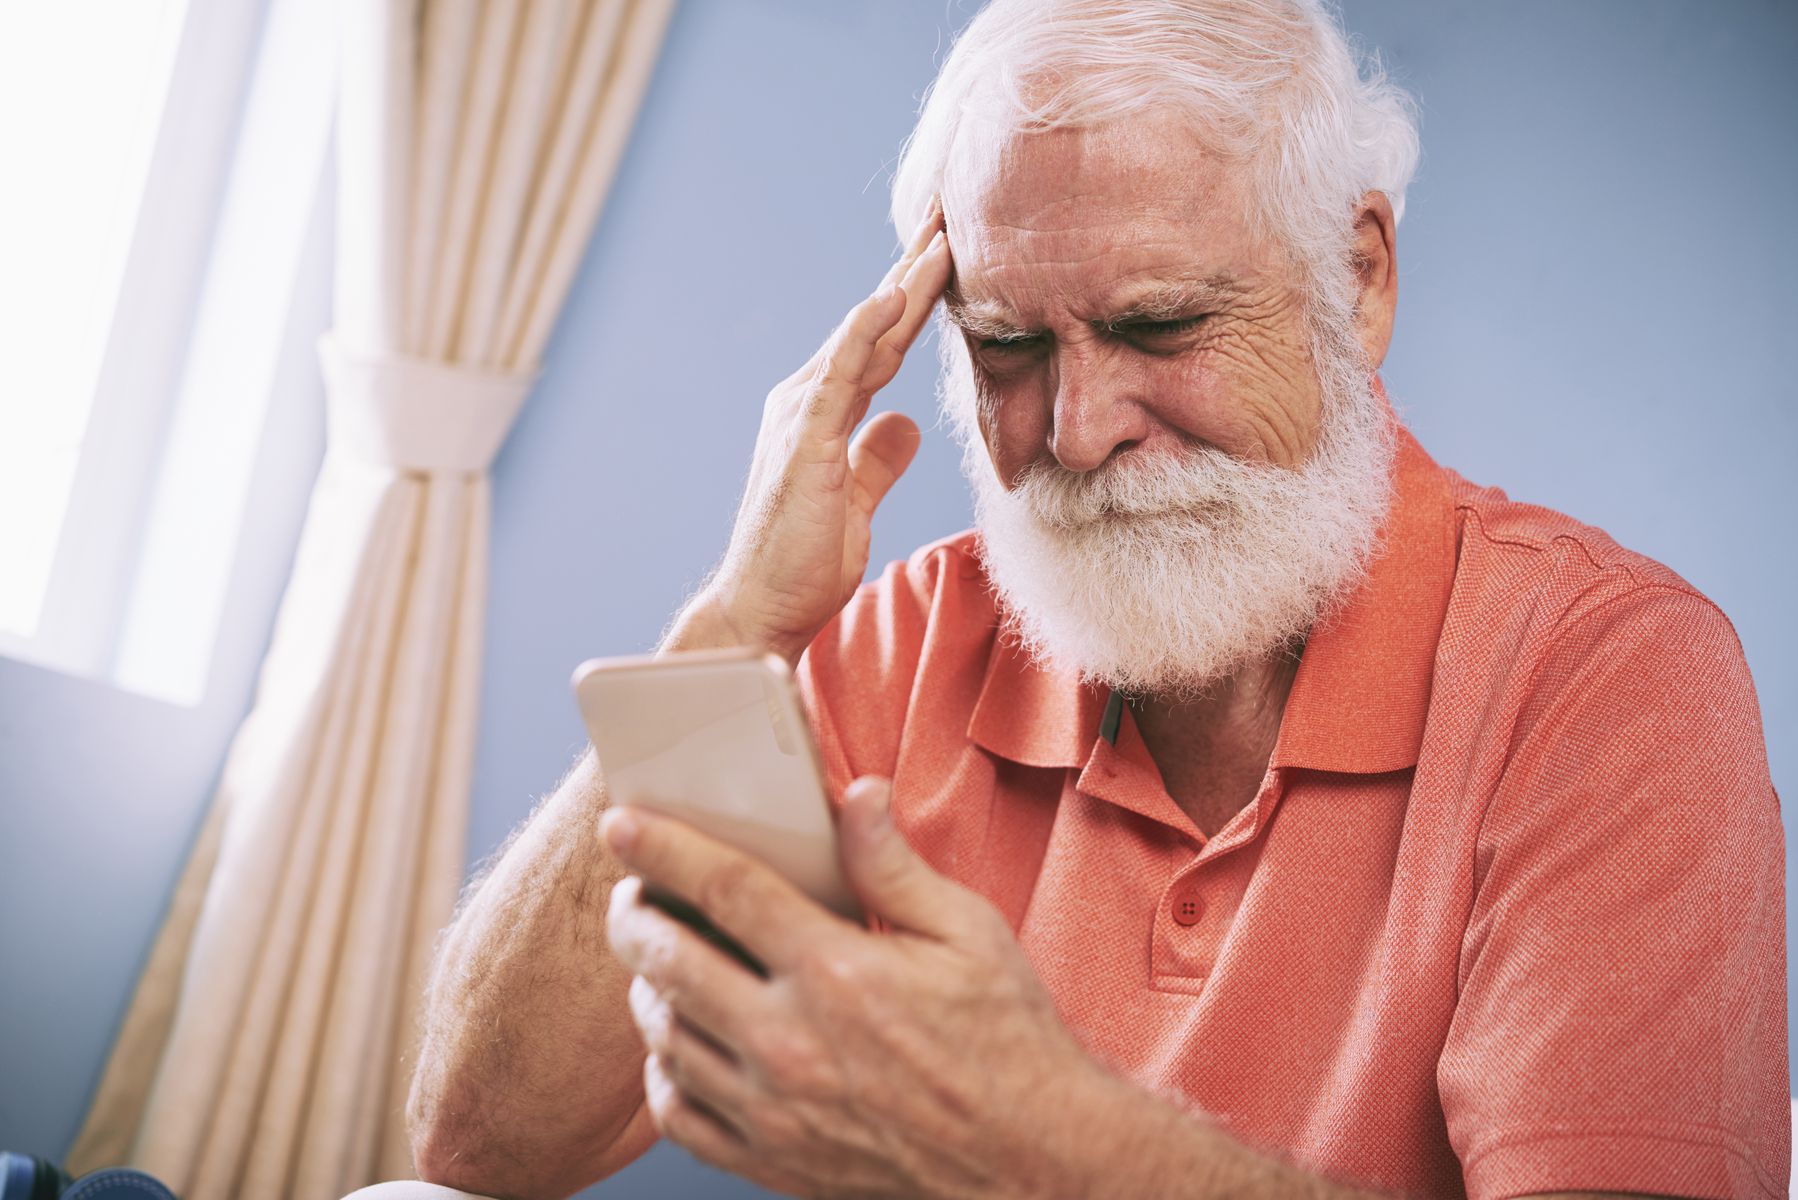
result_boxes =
[1189,331,1323,463]
[978,379,1053,488]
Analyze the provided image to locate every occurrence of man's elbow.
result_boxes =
[408,1131,485,1197]
[407,1085,495,1195]
[405,1068,644,1200]
[407,1070,532,1199]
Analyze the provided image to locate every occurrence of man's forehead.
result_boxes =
[942,114,1241,224]
[940,117,1258,319]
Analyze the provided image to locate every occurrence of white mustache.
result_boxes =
[1010,443,1278,530]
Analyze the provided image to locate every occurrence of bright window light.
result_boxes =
[0,0,189,637]
[0,0,336,706]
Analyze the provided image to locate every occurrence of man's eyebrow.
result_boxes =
[943,274,1242,340]
[942,297,1033,341]
[1103,275,1241,324]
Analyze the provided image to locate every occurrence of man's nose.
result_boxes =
[1047,346,1148,473]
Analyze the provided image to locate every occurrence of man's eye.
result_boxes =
[1118,316,1205,338]
[981,333,1043,353]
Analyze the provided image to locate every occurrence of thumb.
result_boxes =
[846,412,921,520]
[838,777,976,940]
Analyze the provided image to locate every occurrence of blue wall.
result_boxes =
[2,3,1792,1197]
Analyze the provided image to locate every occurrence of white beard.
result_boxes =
[940,298,1395,701]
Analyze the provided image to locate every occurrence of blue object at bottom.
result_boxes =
[61,1169,177,1200]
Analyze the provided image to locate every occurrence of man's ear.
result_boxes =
[1351,190,1398,369]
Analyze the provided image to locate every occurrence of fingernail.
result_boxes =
[875,282,902,304]
[925,229,947,256]
[601,807,639,854]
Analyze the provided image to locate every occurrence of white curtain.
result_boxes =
[67,3,677,1197]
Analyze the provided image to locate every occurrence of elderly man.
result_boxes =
[407,2,1787,1198]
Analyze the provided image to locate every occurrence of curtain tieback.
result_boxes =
[319,334,540,473]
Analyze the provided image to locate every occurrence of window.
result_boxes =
[0,0,337,705]
[0,0,191,640]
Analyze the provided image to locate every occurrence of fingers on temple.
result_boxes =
[877,193,945,292]
[805,198,946,420]
[864,230,952,394]
[773,198,945,427]
[802,286,909,430]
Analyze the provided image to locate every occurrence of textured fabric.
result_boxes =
[797,420,1788,1200]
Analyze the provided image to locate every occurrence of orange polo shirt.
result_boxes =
[796,422,1788,1199]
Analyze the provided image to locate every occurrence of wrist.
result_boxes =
[658,592,743,655]
[1044,1062,1190,1200]
[658,587,810,666]
[1053,1069,1321,1200]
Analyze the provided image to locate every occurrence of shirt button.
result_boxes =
[1171,887,1204,926]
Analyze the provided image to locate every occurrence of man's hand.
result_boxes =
[681,201,952,666]
[600,777,1113,1200]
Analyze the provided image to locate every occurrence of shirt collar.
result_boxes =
[1267,418,1455,774]
[966,385,1456,777]
[966,630,1107,771]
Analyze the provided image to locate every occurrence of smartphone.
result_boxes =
[571,648,860,971]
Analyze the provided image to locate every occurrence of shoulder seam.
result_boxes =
[1457,502,1616,576]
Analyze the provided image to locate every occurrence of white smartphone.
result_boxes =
[571,648,861,941]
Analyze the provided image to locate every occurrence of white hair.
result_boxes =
[891,0,1420,296]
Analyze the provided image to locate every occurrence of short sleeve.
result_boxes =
[1438,587,1789,1200]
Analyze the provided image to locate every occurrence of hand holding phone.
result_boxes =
[572,648,860,971]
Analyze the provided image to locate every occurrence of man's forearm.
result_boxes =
[407,601,749,1196]
[407,747,650,1198]
[1058,1068,1387,1200]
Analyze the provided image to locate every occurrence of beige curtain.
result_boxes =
[66,2,677,1197]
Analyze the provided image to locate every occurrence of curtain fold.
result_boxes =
[66,3,677,1196]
